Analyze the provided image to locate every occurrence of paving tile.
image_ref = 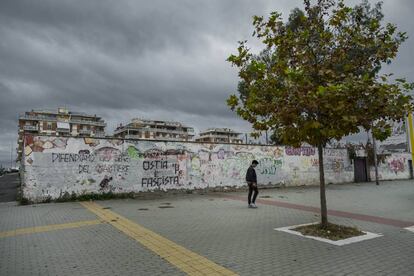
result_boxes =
[1,179,414,275]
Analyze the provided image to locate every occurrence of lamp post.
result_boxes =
[372,131,379,185]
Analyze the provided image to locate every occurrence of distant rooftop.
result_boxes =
[200,128,242,135]
[25,108,101,119]
[128,118,193,128]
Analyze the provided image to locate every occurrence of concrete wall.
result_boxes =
[369,153,412,180]
[22,135,411,202]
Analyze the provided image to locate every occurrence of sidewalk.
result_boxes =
[0,173,19,202]
[0,178,413,275]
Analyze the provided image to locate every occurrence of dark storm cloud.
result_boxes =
[0,0,413,166]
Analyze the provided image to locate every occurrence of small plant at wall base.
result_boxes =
[227,0,413,232]
[363,142,388,166]
[19,192,137,205]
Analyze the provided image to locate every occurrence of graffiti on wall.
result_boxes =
[387,157,406,174]
[140,148,186,188]
[258,157,283,175]
[22,135,410,202]
[323,149,353,174]
[23,136,290,200]
[369,154,410,180]
[285,147,316,156]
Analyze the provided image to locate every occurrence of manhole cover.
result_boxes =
[158,205,174,209]
[138,208,149,211]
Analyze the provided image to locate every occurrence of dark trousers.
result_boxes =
[247,182,259,204]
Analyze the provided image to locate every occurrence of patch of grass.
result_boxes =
[20,197,30,205]
[20,191,137,205]
[293,223,365,241]
[41,196,52,203]
[74,192,136,202]
[55,192,73,202]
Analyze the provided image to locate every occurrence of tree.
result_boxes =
[269,130,283,145]
[227,0,413,228]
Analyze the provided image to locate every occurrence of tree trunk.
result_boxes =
[318,144,328,228]
[372,132,379,185]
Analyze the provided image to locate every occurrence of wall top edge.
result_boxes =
[22,134,366,150]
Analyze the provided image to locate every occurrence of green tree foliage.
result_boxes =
[269,130,283,145]
[227,0,413,228]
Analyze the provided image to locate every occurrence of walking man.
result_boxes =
[246,160,259,208]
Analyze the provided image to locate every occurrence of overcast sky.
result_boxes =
[0,0,413,167]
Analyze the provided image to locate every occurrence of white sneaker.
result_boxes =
[248,204,253,208]
[251,203,257,208]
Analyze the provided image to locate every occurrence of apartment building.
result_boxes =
[114,118,194,141]
[17,107,106,160]
[195,128,243,144]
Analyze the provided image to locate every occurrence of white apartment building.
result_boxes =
[195,128,243,144]
[114,118,194,141]
[18,107,106,160]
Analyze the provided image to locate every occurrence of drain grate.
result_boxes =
[158,205,174,209]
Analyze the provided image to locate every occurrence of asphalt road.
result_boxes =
[0,173,19,202]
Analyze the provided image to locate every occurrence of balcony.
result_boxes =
[200,134,240,139]
[94,132,106,138]
[57,121,70,133]
[70,119,106,127]
[19,114,59,122]
[57,128,70,133]
[79,129,92,135]
[125,134,142,139]
[23,125,38,131]
[161,136,192,141]
[115,126,193,136]
[19,114,106,127]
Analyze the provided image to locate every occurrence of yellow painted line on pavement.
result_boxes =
[81,201,237,276]
[0,219,102,238]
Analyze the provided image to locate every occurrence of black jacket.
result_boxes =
[246,166,257,182]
